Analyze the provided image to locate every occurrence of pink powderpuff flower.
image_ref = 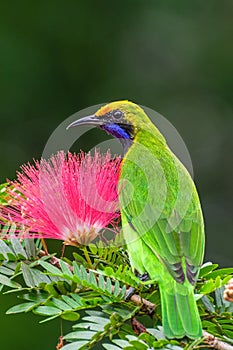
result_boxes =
[0,150,121,245]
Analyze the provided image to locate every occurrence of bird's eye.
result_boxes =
[113,110,123,120]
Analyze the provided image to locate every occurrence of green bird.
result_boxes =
[67,101,205,339]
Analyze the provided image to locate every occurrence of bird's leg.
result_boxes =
[139,272,150,282]
[125,272,149,301]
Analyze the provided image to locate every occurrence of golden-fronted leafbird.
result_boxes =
[67,101,205,339]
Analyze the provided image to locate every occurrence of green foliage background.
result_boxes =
[0,227,232,349]
[0,1,232,348]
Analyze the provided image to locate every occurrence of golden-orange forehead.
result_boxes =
[95,105,112,117]
[95,100,130,117]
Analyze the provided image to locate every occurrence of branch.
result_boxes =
[202,331,233,350]
[129,295,233,349]
[131,316,148,335]
[129,293,155,314]
[39,250,65,269]
[38,250,233,349]
[39,250,155,314]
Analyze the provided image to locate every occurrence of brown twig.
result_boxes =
[131,317,148,336]
[39,250,67,269]
[129,293,155,314]
[39,250,155,314]
[40,237,49,255]
[38,251,233,349]
[56,336,65,350]
[202,331,233,350]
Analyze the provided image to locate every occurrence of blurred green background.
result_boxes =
[0,0,232,348]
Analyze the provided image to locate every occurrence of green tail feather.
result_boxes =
[159,279,202,339]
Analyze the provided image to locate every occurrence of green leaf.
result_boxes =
[21,262,50,287]
[20,291,49,303]
[222,275,233,286]
[105,266,114,276]
[89,271,97,287]
[73,252,86,265]
[119,285,127,299]
[29,267,51,285]
[215,287,224,308]
[80,265,88,281]
[0,240,15,261]
[222,324,233,330]
[61,312,80,321]
[200,279,216,294]
[60,260,73,278]
[218,319,233,325]
[83,315,109,326]
[61,295,80,309]
[98,275,105,290]
[62,341,89,350]
[21,262,36,287]
[24,239,36,259]
[39,315,60,323]
[215,276,221,289]
[202,320,217,329]
[44,283,60,297]
[199,263,218,278]
[6,302,36,314]
[70,294,83,306]
[88,244,98,255]
[56,280,71,294]
[64,330,96,340]
[114,280,120,296]
[74,321,103,332]
[51,297,71,311]
[201,295,215,313]
[106,277,112,294]
[113,339,130,347]
[0,265,15,276]
[224,330,233,338]
[10,238,28,259]
[103,345,122,350]
[0,274,21,288]
[129,340,148,349]
[73,261,81,280]
[33,305,61,316]
[96,265,141,289]
[39,261,62,275]
[207,268,233,279]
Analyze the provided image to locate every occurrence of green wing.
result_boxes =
[119,143,205,285]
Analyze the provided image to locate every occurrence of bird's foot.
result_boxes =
[125,272,149,301]
[139,272,149,282]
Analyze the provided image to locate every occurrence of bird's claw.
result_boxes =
[125,272,149,301]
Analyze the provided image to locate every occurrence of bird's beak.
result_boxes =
[66,114,103,130]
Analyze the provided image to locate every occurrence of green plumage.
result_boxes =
[71,100,205,339]
[118,103,205,339]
